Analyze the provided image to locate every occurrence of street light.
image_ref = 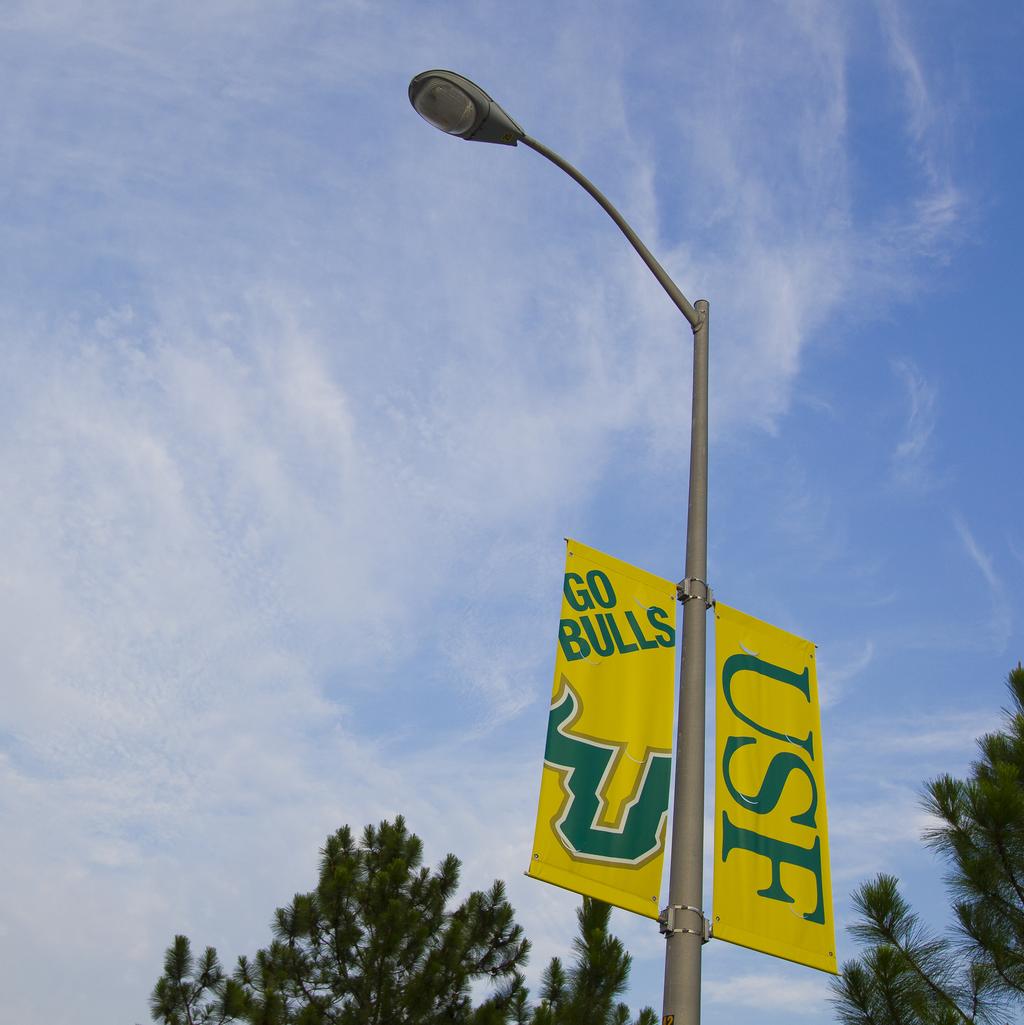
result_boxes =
[408,69,711,1025]
[409,70,524,145]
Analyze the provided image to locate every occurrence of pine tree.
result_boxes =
[529,898,656,1025]
[150,816,529,1025]
[150,819,658,1025]
[832,665,1024,1024]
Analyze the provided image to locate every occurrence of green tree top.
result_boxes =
[151,815,528,1025]
[832,664,1024,1025]
[150,816,655,1025]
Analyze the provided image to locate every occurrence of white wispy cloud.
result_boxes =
[890,356,940,488]
[826,704,998,889]
[848,714,998,757]
[817,639,875,709]
[954,514,1013,652]
[875,0,959,197]
[704,970,831,1014]
[1010,535,1024,574]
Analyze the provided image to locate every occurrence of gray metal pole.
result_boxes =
[662,299,709,1025]
[518,135,710,1024]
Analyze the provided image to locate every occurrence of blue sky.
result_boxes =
[2,2,1023,1022]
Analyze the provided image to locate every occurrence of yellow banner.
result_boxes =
[713,603,837,973]
[527,540,677,919]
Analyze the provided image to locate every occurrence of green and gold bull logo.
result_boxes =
[544,676,672,865]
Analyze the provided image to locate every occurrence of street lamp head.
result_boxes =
[408,70,524,146]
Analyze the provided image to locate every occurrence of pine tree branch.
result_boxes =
[991,832,1024,910]
[855,877,975,1024]
[895,941,974,1024]
[285,935,322,1017]
[881,980,909,1025]
[964,876,1024,941]
[959,906,1024,999]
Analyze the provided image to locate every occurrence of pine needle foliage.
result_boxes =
[150,819,656,1025]
[529,898,655,1025]
[150,816,528,1025]
[831,665,1024,1024]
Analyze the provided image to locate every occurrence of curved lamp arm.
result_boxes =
[521,135,701,332]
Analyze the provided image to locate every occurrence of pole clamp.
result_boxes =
[658,904,711,943]
[677,577,713,608]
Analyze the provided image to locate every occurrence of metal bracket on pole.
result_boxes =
[659,904,711,944]
[691,303,708,336]
[677,577,713,608]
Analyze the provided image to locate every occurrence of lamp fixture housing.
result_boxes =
[408,70,524,146]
